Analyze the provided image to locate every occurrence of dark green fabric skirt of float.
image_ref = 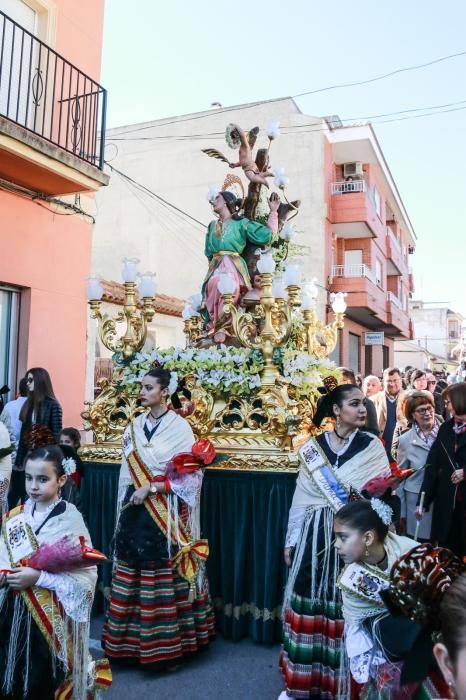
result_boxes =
[81,462,296,641]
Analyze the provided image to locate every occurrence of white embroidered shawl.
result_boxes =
[286,432,390,547]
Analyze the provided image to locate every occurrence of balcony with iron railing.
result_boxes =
[330,264,388,325]
[386,291,410,338]
[332,264,376,284]
[387,291,403,309]
[0,10,108,195]
[329,179,385,239]
[330,180,366,195]
[385,226,406,275]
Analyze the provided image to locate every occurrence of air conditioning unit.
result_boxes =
[343,162,364,178]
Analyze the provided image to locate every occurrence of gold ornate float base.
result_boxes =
[81,375,322,472]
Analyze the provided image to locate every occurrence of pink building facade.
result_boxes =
[0,0,108,427]
[324,125,415,375]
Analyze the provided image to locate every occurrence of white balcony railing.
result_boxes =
[332,264,376,284]
[331,180,366,195]
[387,291,403,309]
[387,227,401,253]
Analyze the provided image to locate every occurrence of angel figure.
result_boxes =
[227,124,274,187]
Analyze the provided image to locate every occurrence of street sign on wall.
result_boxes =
[364,331,385,346]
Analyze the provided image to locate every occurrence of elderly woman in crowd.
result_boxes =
[391,392,412,462]
[417,382,466,558]
[362,374,382,399]
[410,369,428,391]
[396,391,443,539]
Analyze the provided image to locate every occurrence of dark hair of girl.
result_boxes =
[313,383,362,427]
[335,500,389,541]
[220,191,244,220]
[440,574,466,666]
[143,367,171,391]
[20,367,57,423]
[60,427,81,449]
[25,445,66,477]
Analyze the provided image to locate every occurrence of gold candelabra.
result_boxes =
[182,255,347,387]
[301,306,345,359]
[87,263,157,360]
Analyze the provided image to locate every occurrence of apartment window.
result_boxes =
[373,187,382,218]
[383,345,390,368]
[344,249,363,276]
[375,259,383,287]
[0,286,20,401]
[364,346,372,375]
[348,333,360,373]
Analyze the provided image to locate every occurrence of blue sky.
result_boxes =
[101,0,466,313]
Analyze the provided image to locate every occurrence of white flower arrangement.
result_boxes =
[370,498,393,526]
[168,371,178,395]
[117,345,265,397]
[281,349,339,400]
[62,457,77,476]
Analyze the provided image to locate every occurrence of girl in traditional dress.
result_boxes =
[0,445,110,700]
[279,383,391,699]
[334,499,430,698]
[102,367,215,669]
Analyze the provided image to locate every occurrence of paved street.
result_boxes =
[91,617,284,699]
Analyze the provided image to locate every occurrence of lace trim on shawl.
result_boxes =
[285,505,308,548]
[36,570,94,623]
[282,506,340,617]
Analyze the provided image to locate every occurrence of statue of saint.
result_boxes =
[201,191,279,342]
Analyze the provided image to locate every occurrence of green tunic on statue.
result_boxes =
[202,216,273,293]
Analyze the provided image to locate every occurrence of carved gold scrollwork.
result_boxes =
[81,377,143,444]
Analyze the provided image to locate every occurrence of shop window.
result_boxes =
[0,286,20,401]
[348,333,360,373]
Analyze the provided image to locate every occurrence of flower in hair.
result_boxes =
[62,457,76,476]
[370,498,393,526]
[168,371,178,396]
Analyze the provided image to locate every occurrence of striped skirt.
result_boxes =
[102,563,215,667]
[280,507,347,699]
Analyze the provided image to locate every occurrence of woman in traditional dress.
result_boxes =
[334,499,447,698]
[202,190,279,340]
[279,383,391,699]
[102,367,215,669]
[0,445,110,700]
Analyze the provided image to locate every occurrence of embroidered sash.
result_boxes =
[3,505,38,564]
[338,562,389,607]
[299,439,350,512]
[126,426,208,583]
[2,507,112,698]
